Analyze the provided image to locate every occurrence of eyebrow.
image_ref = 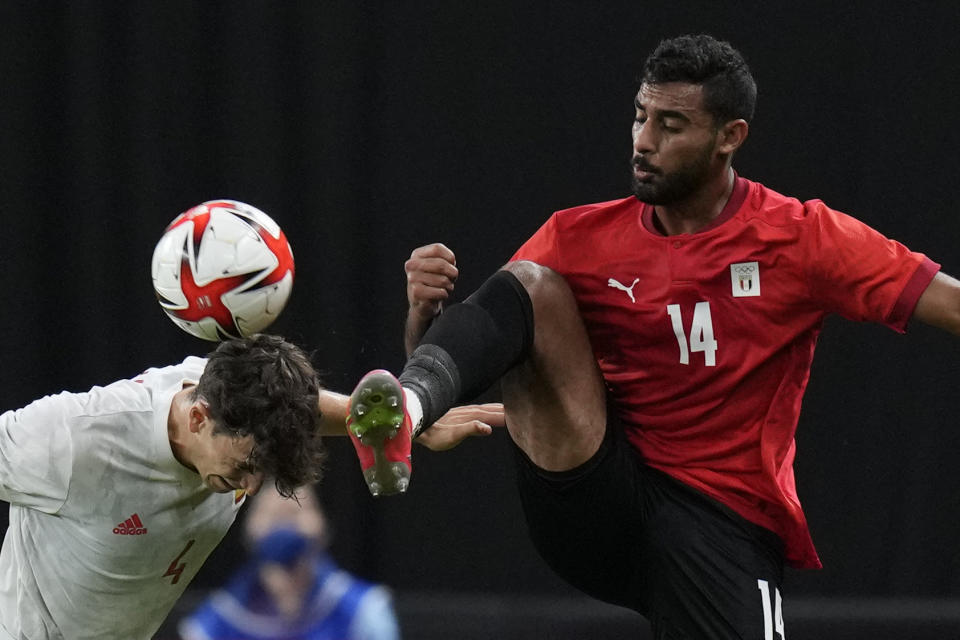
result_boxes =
[634,100,691,123]
[235,458,258,473]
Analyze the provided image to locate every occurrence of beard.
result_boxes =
[630,144,714,205]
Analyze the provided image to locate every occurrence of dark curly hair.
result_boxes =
[641,34,757,125]
[193,334,324,497]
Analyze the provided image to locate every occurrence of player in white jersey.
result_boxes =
[0,334,326,639]
[0,333,502,640]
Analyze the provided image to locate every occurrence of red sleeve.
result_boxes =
[510,213,562,271]
[803,201,940,332]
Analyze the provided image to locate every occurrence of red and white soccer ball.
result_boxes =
[151,199,295,341]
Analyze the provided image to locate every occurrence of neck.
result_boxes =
[653,166,735,236]
[168,386,195,471]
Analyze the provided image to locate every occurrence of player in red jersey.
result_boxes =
[347,34,960,638]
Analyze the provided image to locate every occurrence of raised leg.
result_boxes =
[349,260,607,494]
[497,261,607,472]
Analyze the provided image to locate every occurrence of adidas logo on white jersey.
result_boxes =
[113,513,148,536]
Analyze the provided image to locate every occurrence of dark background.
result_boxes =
[2,1,959,637]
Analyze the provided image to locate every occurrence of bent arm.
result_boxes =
[318,390,350,436]
[318,389,504,449]
[913,271,960,335]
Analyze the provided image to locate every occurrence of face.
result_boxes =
[630,82,722,205]
[189,405,265,496]
[259,558,315,617]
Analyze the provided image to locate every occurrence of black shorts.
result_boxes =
[514,421,786,640]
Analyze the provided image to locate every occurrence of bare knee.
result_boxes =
[502,260,567,291]
[498,261,607,471]
[501,261,579,321]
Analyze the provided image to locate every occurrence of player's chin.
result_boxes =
[630,178,660,203]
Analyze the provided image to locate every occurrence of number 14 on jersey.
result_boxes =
[666,302,718,366]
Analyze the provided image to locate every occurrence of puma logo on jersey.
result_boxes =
[608,277,640,303]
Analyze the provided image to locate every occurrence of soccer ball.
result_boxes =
[151,199,295,341]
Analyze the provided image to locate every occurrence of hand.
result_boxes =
[406,243,458,321]
[415,403,505,451]
[405,243,459,354]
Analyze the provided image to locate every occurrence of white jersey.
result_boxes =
[0,357,248,639]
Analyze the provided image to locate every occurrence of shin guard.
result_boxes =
[400,270,534,430]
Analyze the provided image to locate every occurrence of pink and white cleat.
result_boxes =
[346,370,412,496]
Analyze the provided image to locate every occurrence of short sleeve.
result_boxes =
[510,213,562,270]
[0,392,76,513]
[802,202,940,332]
[349,586,400,640]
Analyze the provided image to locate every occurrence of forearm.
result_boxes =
[914,271,960,336]
[404,307,438,356]
[318,390,349,436]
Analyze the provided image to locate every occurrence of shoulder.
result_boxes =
[12,379,151,425]
[551,196,639,229]
[514,196,640,265]
[734,178,861,242]
[133,356,207,390]
[738,179,819,225]
[79,356,208,423]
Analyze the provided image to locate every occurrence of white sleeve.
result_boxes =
[0,391,76,512]
[349,586,400,640]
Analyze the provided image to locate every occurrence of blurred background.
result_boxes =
[2,1,959,638]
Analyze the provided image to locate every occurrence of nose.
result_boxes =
[632,119,655,156]
[243,471,266,496]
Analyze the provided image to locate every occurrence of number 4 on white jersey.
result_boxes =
[666,302,718,366]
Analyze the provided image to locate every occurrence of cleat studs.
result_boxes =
[352,373,412,499]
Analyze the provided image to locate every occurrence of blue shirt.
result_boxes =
[178,555,399,640]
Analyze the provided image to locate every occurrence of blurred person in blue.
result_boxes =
[179,486,400,640]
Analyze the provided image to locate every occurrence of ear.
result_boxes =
[716,119,749,155]
[188,402,210,434]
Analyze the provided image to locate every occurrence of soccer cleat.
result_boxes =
[347,369,412,496]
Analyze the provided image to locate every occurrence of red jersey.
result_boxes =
[511,176,939,569]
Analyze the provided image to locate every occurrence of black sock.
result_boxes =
[399,270,534,431]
